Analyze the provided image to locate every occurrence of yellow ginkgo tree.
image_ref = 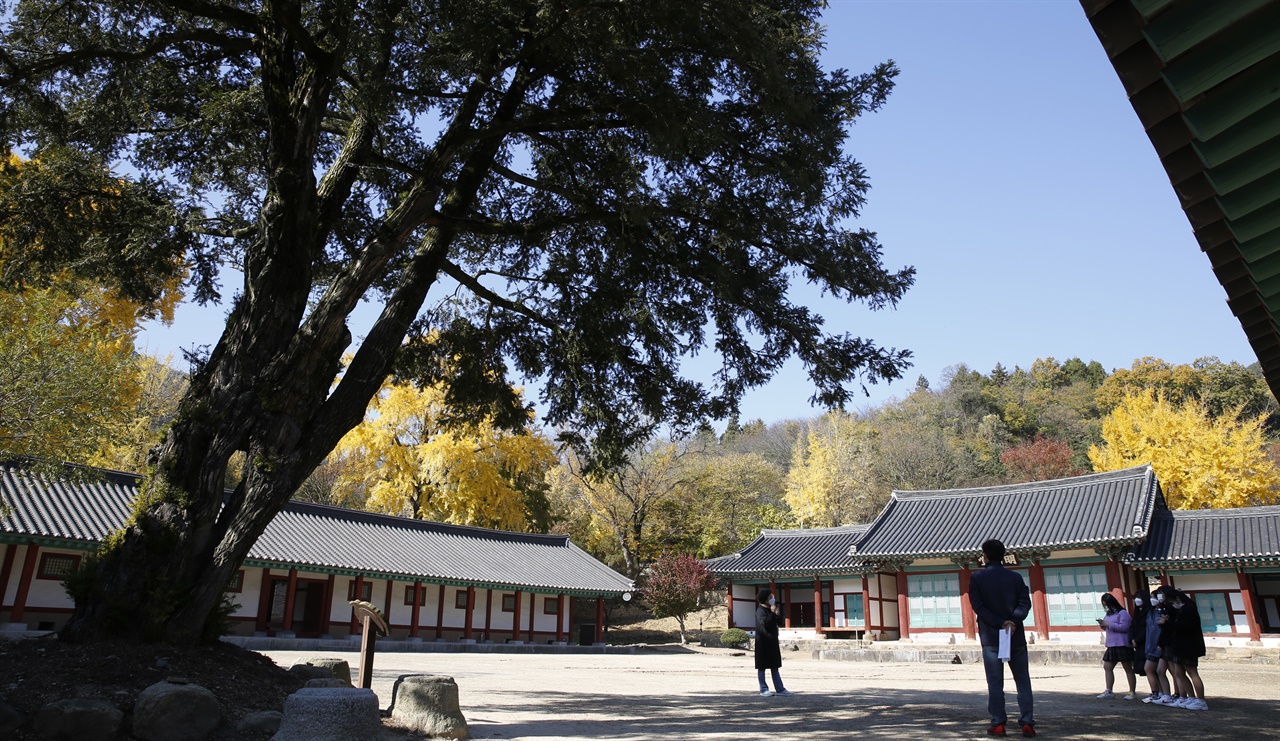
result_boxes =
[332,379,555,532]
[1088,391,1280,509]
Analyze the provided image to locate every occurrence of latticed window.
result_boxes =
[907,573,962,628]
[404,584,427,606]
[501,594,517,612]
[225,570,244,592]
[37,553,79,580]
[1044,565,1107,626]
[544,597,560,615]
[347,580,373,601]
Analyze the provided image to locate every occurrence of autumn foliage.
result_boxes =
[640,554,719,645]
[1000,434,1085,483]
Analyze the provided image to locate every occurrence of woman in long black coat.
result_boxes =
[754,589,793,696]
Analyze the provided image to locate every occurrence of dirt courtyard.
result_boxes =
[261,647,1280,740]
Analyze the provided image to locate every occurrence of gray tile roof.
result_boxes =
[0,463,632,596]
[851,465,1162,561]
[1128,505,1280,569]
[706,524,871,578]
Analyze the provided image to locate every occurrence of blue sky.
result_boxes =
[139,0,1256,426]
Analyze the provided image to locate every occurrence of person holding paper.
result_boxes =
[969,538,1035,738]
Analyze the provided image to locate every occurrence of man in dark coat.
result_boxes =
[753,588,791,696]
[968,539,1035,737]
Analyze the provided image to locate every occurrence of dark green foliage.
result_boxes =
[720,627,750,647]
[3,0,912,642]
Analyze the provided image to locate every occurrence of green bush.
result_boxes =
[720,628,750,647]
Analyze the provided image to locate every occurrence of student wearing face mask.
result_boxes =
[753,589,793,697]
[1141,589,1174,704]
[1159,586,1208,710]
[1130,590,1150,685]
[1095,593,1138,700]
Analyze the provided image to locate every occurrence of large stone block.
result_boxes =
[34,698,123,741]
[271,687,381,741]
[133,680,222,741]
[303,657,353,685]
[388,674,469,739]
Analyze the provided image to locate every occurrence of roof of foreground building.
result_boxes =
[1081,0,1280,399]
[0,462,632,596]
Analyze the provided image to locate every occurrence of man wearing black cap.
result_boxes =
[968,538,1035,738]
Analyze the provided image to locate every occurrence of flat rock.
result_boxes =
[133,680,221,741]
[34,698,122,741]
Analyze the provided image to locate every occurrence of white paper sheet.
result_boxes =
[998,626,1012,662]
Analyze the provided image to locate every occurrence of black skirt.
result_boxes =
[1102,646,1135,663]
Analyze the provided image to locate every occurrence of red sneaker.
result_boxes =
[987,724,1007,737]
[1021,725,1036,738]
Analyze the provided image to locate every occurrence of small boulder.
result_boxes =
[388,675,469,739]
[0,700,23,735]
[303,657,352,685]
[34,698,122,741]
[236,710,283,738]
[271,687,381,741]
[132,680,221,741]
[287,664,334,683]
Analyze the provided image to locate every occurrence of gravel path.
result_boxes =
[261,647,1280,740]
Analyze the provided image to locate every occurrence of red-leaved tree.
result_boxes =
[640,555,720,645]
[1000,434,1084,483]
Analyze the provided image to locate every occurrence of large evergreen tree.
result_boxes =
[0,0,912,643]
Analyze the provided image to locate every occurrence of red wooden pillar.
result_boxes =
[896,570,911,640]
[463,585,475,640]
[528,593,536,639]
[320,574,335,636]
[1104,560,1124,604]
[0,544,17,619]
[783,584,792,628]
[409,581,422,638]
[1238,569,1263,642]
[594,596,604,643]
[435,584,446,640]
[812,577,824,634]
[9,544,39,624]
[512,591,523,641]
[726,581,735,629]
[861,575,872,631]
[556,593,566,642]
[958,566,976,641]
[483,589,493,641]
[255,569,273,633]
[1030,564,1050,640]
[281,568,299,633]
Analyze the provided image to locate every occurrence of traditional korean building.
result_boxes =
[710,465,1279,647]
[0,463,633,643]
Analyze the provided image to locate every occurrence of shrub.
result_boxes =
[720,628,750,647]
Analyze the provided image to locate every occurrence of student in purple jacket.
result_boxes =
[1095,593,1138,700]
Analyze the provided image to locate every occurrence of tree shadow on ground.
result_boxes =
[463,685,1280,740]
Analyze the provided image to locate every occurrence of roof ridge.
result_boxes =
[1160,504,1280,519]
[890,464,1152,500]
[284,500,571,545]
[760,524,869,537]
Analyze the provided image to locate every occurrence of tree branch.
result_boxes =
[440,260,557,331]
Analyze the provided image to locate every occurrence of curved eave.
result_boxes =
[707,566,876,579]
[854,536,1143,563]
[1127,556,1280,570]
[242,557,631,598]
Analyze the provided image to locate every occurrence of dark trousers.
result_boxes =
[981,642,1034,727]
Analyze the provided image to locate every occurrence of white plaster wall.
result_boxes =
[1170,572,1238,591]
[232,568,265,618]
[731,583,758,628]
[832,578,860,592]
[1,544,29,606]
